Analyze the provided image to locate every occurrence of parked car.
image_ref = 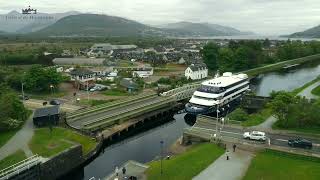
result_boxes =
[288,139,312,149]
[19,95,29,100]
[49,100,61,105]
[243,131,266,141]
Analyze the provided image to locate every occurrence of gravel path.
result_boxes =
[0,112,34,161]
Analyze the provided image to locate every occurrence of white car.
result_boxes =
[243,131,266,141]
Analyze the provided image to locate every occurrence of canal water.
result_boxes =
[82,61,320,179]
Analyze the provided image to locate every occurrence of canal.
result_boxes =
[82,61,320,179]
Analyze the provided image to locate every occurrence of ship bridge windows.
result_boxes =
[197,85,225,94]
[194,95,219,101]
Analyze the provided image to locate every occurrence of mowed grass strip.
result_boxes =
[311,84,320,96]
[29,128,97,157]
[146,143,224,180]
[243,150,320,180]
[0,130,18,148]
[0,150,26,170]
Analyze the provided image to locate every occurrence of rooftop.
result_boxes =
[34,106,60,118]
[202,73,248,87]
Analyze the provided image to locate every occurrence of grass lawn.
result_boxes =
[146,143,224,180]
[242,108,272,127]
[103,88,130,96]
[243,150,320,180]
[29,128,97,157]
[0,130,18,148]
[311,84,320,96]
[0,150,26,170]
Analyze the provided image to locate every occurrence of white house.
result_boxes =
[132,67,154,78]
[185,63,208,80]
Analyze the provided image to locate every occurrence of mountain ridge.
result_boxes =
[288,25,320,38]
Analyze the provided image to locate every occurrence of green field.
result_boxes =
[243,150,320,180]
[103,88,130,96]
[0,150,26,170]
[0,130,18,148]
[146,143,224,180]
[29,128,97,157]
[79,99,113,107]
[311,85,320,96]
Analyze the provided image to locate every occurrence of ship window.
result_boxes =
[194,95,217,101]
[197,85,225,93]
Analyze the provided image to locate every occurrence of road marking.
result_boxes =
[221,131,242,136]
[275,138,288,142]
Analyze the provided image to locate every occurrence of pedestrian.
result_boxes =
[268,138,271,146]
[115,166,119,177]
[122,167,126,175]
[233,144,237,152]
[226,150,230,160]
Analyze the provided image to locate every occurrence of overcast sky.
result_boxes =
[0,0,319,35]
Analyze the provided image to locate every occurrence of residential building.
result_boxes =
[120,78,138,93]
[70,68,95,89]
[132,67,154,78]
[185,63,208,80]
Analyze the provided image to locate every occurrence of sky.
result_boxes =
[0,0,319,35]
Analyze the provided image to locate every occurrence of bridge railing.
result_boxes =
[0,155,41,180]
[67,93,156,119]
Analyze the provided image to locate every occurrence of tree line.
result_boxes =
[201,39,320,73]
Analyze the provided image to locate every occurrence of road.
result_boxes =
[187,119,320,154]
[67,96,168,129]
[23,99,82,112]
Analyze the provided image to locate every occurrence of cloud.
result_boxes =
[0,0,319,35]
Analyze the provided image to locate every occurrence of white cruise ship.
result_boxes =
[185,72,249,115]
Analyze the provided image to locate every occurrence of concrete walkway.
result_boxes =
[298,81,320,99]
[193,150,254,180]
[0,112,34,161]
[251,116,277,131]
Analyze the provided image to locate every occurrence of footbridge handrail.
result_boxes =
[0,155,41,180]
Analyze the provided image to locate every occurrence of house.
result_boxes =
[185,63,208,80]
[70,69,95,90]
[178,57,186,65]
[120,78,138,93]
[33,106,60,127]
[132,67,153,78]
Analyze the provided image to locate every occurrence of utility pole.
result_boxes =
[160,140,164,176]
[21,82,25,102]
[87,81,90,101]
[216,104,219,136]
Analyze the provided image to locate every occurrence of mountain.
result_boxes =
[159,21,253,36]
[33,14,167,37]
[31,14,254,37]
[288,25,320,38]
[0,11,80,33]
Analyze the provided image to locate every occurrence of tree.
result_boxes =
[269,91,297,128]
[201,42,220,71]
[218,48,235,72]
[24,65,63,92]
[0,85,28,131]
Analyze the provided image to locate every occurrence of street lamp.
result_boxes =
[50,84,54,96]
[160,140,164,175]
